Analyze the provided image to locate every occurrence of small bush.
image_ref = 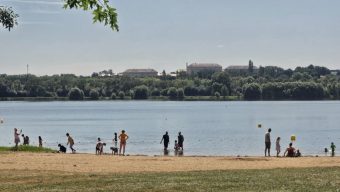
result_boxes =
[167,87,177,100]
[133,85,149,99]
[151,89,161,96]
[215,92,220,98]
[68,88,84,100]
[177,88,185,99]
[111,93,117,100]
[89,89,100,100]
[118,91,125,99]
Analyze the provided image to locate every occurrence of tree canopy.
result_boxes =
[0,0,119,31]
[0,6,19,31]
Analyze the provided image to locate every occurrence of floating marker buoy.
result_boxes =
[291,135,296,142]
[0,118,3,124]
[257,124,262,128]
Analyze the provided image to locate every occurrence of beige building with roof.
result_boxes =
[122,69,158,78]
[186,63,222,76]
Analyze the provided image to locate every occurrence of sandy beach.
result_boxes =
[0,152,339,173]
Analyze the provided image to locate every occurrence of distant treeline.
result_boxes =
[0,65,339,101]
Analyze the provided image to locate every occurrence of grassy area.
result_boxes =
[0,145,56,153]
[0,167,339,191]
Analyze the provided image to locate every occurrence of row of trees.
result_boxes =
[0,65,339,100]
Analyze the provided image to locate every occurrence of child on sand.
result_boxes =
[66,133,76,153]
[331,142,336,157]
[276,137,281,157]
[58,144,67,153]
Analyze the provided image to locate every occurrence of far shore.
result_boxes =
[0,152,339,174]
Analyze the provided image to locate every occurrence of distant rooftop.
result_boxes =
[123,69,158,73]
[187,63,222,68]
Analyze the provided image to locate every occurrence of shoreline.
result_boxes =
[1,152,340,174]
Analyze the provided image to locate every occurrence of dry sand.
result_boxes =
[0,152,339,174]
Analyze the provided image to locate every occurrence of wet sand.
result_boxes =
[0,152,339,173]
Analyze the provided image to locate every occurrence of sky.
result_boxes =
[0,0,340,75]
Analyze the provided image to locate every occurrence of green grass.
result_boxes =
[0,167,339,191]
[0,145,56,153]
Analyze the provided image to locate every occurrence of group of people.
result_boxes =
[160,131,184,152]
[58,130,129,156]
[265,128,301,157]
[13,127,337,157]
[265,128,336,157]
[13,128,43,148]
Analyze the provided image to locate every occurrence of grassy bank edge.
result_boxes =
[0,145,56,153]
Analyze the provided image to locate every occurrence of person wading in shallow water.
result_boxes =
[178,132,184,151]
[119,130,129,156]
[160,131,170,151]
[265,128,271,157]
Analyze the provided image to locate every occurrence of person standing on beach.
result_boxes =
[113,132,118,148]
[160,131,170,150]
[178,132,184,151]
[14,128,22,148]
[331,142,336,157]
[119,130,129,156]
[66,133,76,153]
[38,136,43,148]
[265,128,271,157]
[276,137,281,157]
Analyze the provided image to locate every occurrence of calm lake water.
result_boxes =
[0,101,339,156]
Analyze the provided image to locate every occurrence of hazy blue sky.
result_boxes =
[1,0,340,75]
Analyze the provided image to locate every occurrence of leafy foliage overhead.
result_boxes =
[0,6,19,31]
[63,0,119,31]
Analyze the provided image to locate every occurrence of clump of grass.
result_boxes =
[0,145,56,153]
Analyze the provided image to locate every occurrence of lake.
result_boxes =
[0,101,339,156]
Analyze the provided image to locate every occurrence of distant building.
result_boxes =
[225,65,259,75]
[186,63,222,76]
[330,70,340,76]
[122,69,158,77]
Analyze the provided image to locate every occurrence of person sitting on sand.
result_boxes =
[119,130,129,156]
[276,137,281,157]
[14,128,22,148]
[58,144,67,153]
[66,133,76,153]
[284,143,296,157]
[295,149,301,157]
[38,136,43,148]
